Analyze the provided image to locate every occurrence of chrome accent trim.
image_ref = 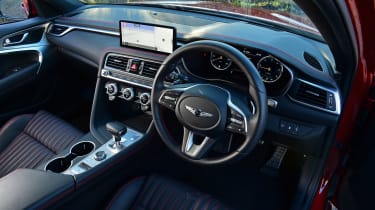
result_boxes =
[47,23,120,37]
[288,78,341,115]
[277,65,294,96]
[64,128,143,175]
[101,69,153,90]
[185,130,194,152]
[4,32,29,46]
[227,96,248,134]
[249,100,256,115]
[1,23,49,48]
[159,84,249,134]
[0,47,45,74]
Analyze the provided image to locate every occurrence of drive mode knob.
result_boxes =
[105,83,118,96]
[122,87,134,101]
[94,151,107,161]
[139,92,151,105]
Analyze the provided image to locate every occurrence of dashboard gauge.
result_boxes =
[257,56,283,83]
[210,52,232,71]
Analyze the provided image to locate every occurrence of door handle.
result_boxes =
[3,32,29,46]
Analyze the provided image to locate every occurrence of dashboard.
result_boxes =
[45,4,341,156]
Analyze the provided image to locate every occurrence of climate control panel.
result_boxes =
[104,81,151,112]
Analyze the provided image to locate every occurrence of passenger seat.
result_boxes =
[0,111,83,177]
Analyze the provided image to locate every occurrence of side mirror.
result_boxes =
[21,0,37,18]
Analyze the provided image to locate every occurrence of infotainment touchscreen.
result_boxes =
[120,21,176,54]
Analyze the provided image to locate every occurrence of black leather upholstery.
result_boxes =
[0,111,83,177]
[107,175,232,210]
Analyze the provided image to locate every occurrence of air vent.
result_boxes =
[142,61,161,78]
[304,52,323,71]
[105,55,129,71]
[48,25,69,36]
[289,80,337,112]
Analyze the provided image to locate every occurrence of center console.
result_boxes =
[43,49,165,176]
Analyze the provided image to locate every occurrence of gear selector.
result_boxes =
[106,121,127,150]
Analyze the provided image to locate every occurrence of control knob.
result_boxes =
[121,87,135,101]
[105,82,118,96]
[94,151,107,161]
[139,92,151,106]
[105,82,118,101]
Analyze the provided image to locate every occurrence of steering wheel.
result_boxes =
[151,40,267,164]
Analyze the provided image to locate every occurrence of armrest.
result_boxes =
[0,169,75,210]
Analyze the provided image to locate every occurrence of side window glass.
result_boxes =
[0,0,28,24]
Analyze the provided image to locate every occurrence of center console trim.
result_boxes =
[101,69,152,89]
[64,127,144,175]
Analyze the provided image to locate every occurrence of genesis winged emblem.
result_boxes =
[184,105,214,118]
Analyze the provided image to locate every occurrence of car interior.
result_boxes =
[0,0,359,209]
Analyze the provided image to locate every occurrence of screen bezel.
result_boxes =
[119,20,176,54]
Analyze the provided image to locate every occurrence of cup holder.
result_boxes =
[45,141,95,173]
[45,155,74,173]
[71,141,95,156]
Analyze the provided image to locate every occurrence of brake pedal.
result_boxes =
[261,145,288,176]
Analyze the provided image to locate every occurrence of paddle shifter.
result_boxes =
[106,121,127,150]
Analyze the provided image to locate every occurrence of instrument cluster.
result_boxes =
[181,46,293,97]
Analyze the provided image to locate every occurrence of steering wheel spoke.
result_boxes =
[225,102,249,135]
[182,127,217,159]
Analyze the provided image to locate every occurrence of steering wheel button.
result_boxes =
[164,95,175,101]
[226,123,245,134]
[229,110,243,120]
[229,117,243,125]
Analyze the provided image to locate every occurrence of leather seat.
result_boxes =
[107,175,232,210]
[0,110,84,177]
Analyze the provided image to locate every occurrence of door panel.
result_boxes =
[0,19,57,123]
